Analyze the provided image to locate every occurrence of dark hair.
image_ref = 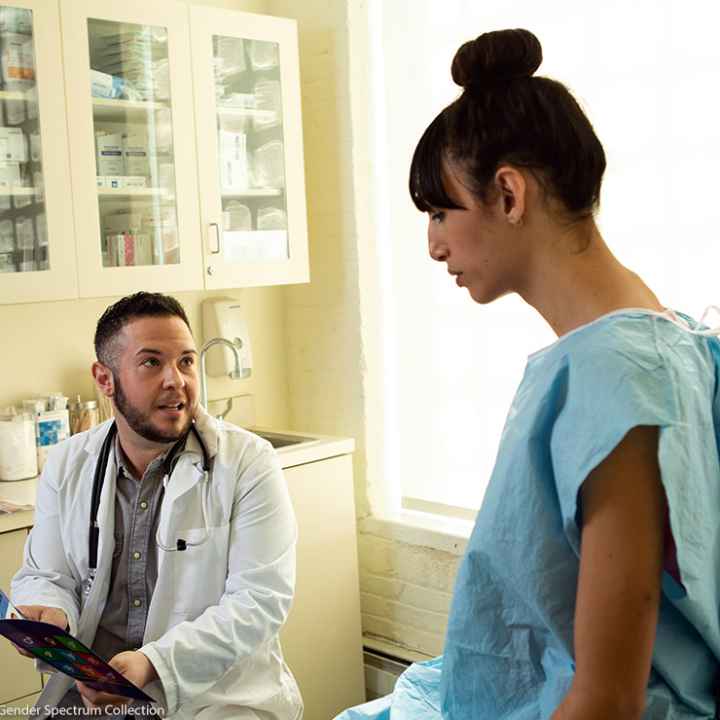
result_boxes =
[94,292,192,367]
[409,29,606,219]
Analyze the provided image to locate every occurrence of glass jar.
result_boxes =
[69,398,99,434]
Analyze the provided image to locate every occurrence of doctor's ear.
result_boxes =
[494,166,526,226]
[91,361,115,398]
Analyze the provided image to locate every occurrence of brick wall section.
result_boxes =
[358,533,462,657]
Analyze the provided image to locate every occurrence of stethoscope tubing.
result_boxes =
[87,421,211,587]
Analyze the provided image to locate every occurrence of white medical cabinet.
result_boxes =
[0,0,310,305]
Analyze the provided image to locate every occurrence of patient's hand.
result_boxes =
[13,605,68,658]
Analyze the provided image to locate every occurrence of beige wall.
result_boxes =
[179,0,266,10]
[0,287,289,428]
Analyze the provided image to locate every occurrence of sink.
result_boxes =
[208,397,318,449]
[252,429,318,449]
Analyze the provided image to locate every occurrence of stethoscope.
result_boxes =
[82,420,212,598]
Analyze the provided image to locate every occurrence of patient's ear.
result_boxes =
[494,165,527,225]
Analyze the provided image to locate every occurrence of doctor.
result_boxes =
[11,291,302,719]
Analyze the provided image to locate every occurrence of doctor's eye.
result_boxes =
[430,211,446,224]
[142,358,160,368]
[180,356,195,367]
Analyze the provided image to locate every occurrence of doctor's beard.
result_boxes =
[112,372,192,444]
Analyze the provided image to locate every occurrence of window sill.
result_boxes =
[358,509,474,556]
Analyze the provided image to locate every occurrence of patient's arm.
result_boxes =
[552,425,664,720]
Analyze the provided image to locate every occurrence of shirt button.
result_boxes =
[133,599,142,608]
[132,551,141,560]
[139,501,148,510]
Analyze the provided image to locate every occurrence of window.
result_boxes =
[369,0,720,514]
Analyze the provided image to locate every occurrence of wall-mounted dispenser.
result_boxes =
[201,296,253,378]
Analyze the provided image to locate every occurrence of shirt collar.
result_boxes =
[113,432,188,482]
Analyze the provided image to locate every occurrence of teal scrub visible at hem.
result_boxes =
[336,310,720,720]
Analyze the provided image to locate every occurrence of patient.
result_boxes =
[337,28,720,720]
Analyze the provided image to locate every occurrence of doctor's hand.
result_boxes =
[76,650,158,711]
[12,605,68,658]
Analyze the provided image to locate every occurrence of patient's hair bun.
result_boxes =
[451,28,542,89]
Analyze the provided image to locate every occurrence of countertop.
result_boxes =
[0,429,354,535]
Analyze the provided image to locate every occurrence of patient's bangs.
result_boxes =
[409,115,465,213]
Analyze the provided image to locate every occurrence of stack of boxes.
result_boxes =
[91,26,178,269]
[101,207,178,268]
[91,29,155,101]
[95,130,150,190]
[0,126,26,188]
[0,7,46,275]
[95,123,179,268]
[219,129,249,191]
[0,9,34,94]
[92,27,147,188]
[102,210,150,267]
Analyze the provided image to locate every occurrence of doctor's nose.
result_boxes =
[162,364,186,388]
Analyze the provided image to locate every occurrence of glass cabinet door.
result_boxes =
[190,7,308,289]
[88,18,180,270]
[61,0,202,298]
[214,35,288,263]
[0,0,77,305]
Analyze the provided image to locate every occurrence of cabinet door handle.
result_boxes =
[209,223,221,254]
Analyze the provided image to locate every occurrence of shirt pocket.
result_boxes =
[169,524,230,616]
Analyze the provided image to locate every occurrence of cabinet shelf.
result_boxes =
[92,97,170,122]
[0,90,29,102]
[0,187,38,196]
[222,188,282,198]
[216,106,278,124]
[98,187,173,199]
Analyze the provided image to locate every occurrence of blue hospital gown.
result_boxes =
[338,309,720,719]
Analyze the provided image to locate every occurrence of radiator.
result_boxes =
[363,648,410,700]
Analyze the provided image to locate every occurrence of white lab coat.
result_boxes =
[11,407,303,719]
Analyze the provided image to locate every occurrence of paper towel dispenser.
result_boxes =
[201,297,253,378]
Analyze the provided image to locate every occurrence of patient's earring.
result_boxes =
[509,214,523,227]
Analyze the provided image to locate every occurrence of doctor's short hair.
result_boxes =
[94,291,192,368]
[409,28,606,222]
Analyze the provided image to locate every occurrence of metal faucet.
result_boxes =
[199,337,250,409]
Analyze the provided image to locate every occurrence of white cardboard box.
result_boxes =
[103,212,142,233]
[95,132,124,175]
[218,130,248,190]
[0,161,20,187]
[123,132,149,176]
[0,127,26,162]
[123,175,147,189]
